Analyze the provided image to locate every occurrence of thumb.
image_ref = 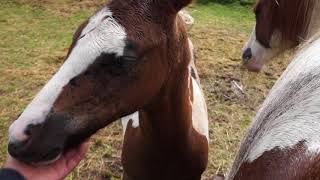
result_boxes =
[64,141,90,170]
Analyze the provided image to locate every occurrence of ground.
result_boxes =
[0,0,293,179]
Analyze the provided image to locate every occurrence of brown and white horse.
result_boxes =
[7,0,209,179]
[221,36,320,179]
[242,0,320,72]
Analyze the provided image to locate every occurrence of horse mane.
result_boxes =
[254,0,316,47]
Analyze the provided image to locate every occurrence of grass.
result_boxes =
[0,0,91,166]
[190,2,254,29]
[0,1,293,179]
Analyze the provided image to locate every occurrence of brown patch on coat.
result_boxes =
[233,142,320,180]
[254,0,315,48]
[120,12,208,179]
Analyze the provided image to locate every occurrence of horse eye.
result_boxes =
[69,78,77,86]
[116,56,137,68]
[102,15,112,22]
[121,56,137,63]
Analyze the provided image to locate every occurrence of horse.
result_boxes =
[220,35,320,179]
[242,0,320,72]
[7,0,209,179]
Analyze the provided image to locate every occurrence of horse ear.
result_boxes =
[165,0,193,13]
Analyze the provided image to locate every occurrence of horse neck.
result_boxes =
[141,43,193,145]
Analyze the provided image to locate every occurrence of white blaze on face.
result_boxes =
[9,7,127,143]
[244,27,283,66]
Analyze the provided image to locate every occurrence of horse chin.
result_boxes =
[31,153,62,166]
[244,58,263,72]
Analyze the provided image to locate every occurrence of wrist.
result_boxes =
[0,168,26,180]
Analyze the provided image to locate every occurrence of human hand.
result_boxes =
[5,141,90,180]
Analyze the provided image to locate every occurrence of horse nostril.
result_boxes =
[24,124,42,137]
[8,143,18,157]
[8,141,27,158]
[242,48,252,64]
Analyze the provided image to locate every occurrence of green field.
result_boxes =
[0,1,293,179]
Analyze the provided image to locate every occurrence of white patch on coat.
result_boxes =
[188,38,200,84]
[187,38,208,140]
[121,112,139,136]
[9,7,127,143]
[179,10,194,30]
[246,37,320,161]
[188,38,194,56]
[227,35,320,180]
[191,78,209,141]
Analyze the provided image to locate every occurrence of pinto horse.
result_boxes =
[219,36,320,179]
[7,0,209,179]
[242,0,320,72]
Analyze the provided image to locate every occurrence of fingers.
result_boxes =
[64,140,90,160]
[52,140,90,179]
[78,139,90,155]
[4,140,91,180]
[5,154,28,169]
[64,140,90,170]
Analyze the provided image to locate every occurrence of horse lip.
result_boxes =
[247,60,262,72]
[17,147,63,165]
[32,153,62,166]
[242,56,251,65]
